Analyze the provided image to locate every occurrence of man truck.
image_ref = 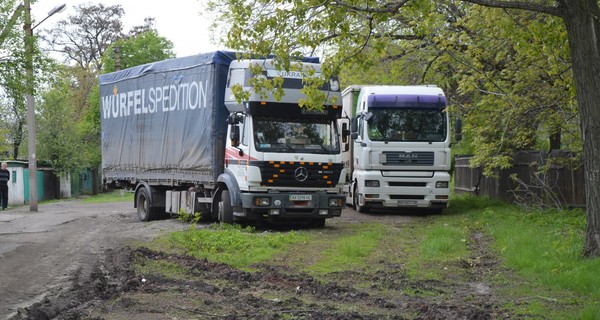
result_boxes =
[99,51,345,226]
[343,85,455,213]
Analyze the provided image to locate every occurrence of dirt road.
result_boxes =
[1,200,408,319]
[1,201,506,319]
[0,199,188,319]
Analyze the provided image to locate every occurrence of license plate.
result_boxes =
[290,194,312,201]
[398,200,417,206]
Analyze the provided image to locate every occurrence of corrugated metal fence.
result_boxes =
[454,150,585,208]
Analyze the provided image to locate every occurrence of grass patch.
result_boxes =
[443,193,600,318]
[154,224,309,269]
[419,223,468,261]
[79,190,133,203]
[307,222,386,274]
[135,259,189,280]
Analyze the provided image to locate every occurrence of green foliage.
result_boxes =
[160,224,309,268]
[37,73,86,175]
[102,29,175,73]
[442,7,578,176]
[208,0,579,176]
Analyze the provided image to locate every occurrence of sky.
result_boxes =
[31,0,221,58]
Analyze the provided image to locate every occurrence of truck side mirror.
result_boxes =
[341,123,349,144]
[230,125,240,147]
[227,113,243,125]
[350,116,358,140]
[227,114,236,125]
[455,118,463,141]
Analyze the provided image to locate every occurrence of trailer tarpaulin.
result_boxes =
[99,51,238,181]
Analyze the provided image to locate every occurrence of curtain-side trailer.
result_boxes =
[100,51,345,226]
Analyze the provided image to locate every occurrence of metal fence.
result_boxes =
[454,150,585,208]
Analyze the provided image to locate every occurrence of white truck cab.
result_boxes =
[343,85,453,213]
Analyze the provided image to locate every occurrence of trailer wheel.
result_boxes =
[136,187,159,221]
[218,190,234,224]
[353,185,369,213]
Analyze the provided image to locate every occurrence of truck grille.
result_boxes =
[255,161,343,188]
[383,151,434,166]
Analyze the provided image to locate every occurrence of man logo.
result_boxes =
[294,167,308,182]
[398,153,418,159]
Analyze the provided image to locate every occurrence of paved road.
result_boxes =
[0,200,187,319]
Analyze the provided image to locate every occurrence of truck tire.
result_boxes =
[310,218,326,228]
[136,187,160,221]
[353,185,369,213]
[218,190,234,224]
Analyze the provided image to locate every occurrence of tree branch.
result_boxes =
[331,0,410,14]
[460,0,563,17]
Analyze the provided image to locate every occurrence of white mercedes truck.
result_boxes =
[100,51,345,227]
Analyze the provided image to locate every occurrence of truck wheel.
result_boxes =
[136,187,159,221]
[218,190,234,224]
[353,185,369,213]
[310,218,326,228]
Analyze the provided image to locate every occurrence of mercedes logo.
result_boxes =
[294,167,308,182]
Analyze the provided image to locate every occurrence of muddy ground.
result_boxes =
[4,202,516,320]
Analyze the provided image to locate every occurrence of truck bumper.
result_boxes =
[354,171,450,209]
[238,191,345,221]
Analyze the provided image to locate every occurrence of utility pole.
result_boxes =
[24,0,38,211]
[23,2,66,211]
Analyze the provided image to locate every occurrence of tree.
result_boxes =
[102,27,175,72]
[44,3,125,71]
[436,6,578,173]
[37,72,84,176]
[208,0,600,258]
[1,0,57,160]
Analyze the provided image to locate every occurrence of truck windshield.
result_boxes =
[254,117,340,154]
[367,108,447,142]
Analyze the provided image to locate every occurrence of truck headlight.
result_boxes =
[365,180,380,187]
[436,181,449,188]
[329,198,344,207]
[254,197,271,206]
[329,78,340,91]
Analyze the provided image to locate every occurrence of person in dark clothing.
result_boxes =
[0,162,9,210]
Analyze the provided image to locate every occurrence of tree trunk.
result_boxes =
[549,128,561,151]
[561,0,600,258]
[11,119,24,160]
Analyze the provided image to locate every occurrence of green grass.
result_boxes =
[154,224,310,268]
[442,193,600,318]
[307,222,386,274]
[79,190,134,203]
[135,259,189,279]
[419,223,468,261]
